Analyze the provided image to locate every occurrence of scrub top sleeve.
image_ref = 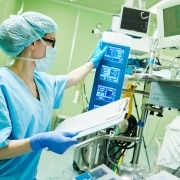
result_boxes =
[35,72,67,109]
[0,89,12,148]
[52,75,67,109]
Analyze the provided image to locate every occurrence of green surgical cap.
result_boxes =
[0,11,58,57]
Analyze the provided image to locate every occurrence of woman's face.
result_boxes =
[32,32,56,59]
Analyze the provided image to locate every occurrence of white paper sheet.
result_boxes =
[146,170,179,180]
[56,98,129,138]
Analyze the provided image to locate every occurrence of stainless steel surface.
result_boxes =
[149,82,180,109]
[132,104,163,165]
[75,134,139,149]
[132,104,148,165]
[128,74,180,85]
[73,133,139,172]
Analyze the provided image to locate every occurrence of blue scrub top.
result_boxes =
[0,66,67,180]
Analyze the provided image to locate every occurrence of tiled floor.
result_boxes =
[36,143,159,180]
[36,146,78,180]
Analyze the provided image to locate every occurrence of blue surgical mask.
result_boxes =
[35,45,57,72]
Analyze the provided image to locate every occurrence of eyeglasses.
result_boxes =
[42,37,56,48]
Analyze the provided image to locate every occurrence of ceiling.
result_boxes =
[53,0,160,14]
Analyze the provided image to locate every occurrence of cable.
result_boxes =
[83,82,89,105]
[105,115,138,172]
[140,12,149,20]
[17,0,24,15]
[81,147,89,166]
[172,166,180,175]
[106,131,119,171]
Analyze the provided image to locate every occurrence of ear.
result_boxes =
[28,42,35,50]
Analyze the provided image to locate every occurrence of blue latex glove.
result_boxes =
[29,131,79,154]
[89,40,107,68]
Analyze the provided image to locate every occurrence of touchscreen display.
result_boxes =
[89,168,107,178]
[104,46,125,63]
[96,85,116,102]
[100,65,120,83]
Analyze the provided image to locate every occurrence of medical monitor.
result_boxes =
[157,0,180,48]
[119,6,150,38]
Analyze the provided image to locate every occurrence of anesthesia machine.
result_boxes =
[57,0,180,179]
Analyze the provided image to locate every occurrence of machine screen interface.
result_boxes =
[163,5,180,37]
[157,0,180,48]
[88,42,130,111]
[89,168,107,178]
[96,85,116,102]
[100,65,120,83]
[120,6,150,34]
[104,46,125,63]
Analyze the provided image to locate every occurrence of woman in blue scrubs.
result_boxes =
[0,11,106,179]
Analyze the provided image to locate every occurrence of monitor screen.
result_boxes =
[119,6,150,38]
[96,85,116,103]
[104,46,125,63]
[100,65,121,83]
[89,168,107,178]
[163,5,180,37]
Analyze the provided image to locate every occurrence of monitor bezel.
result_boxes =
[119,5,151,38]
[157,0,180,48]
